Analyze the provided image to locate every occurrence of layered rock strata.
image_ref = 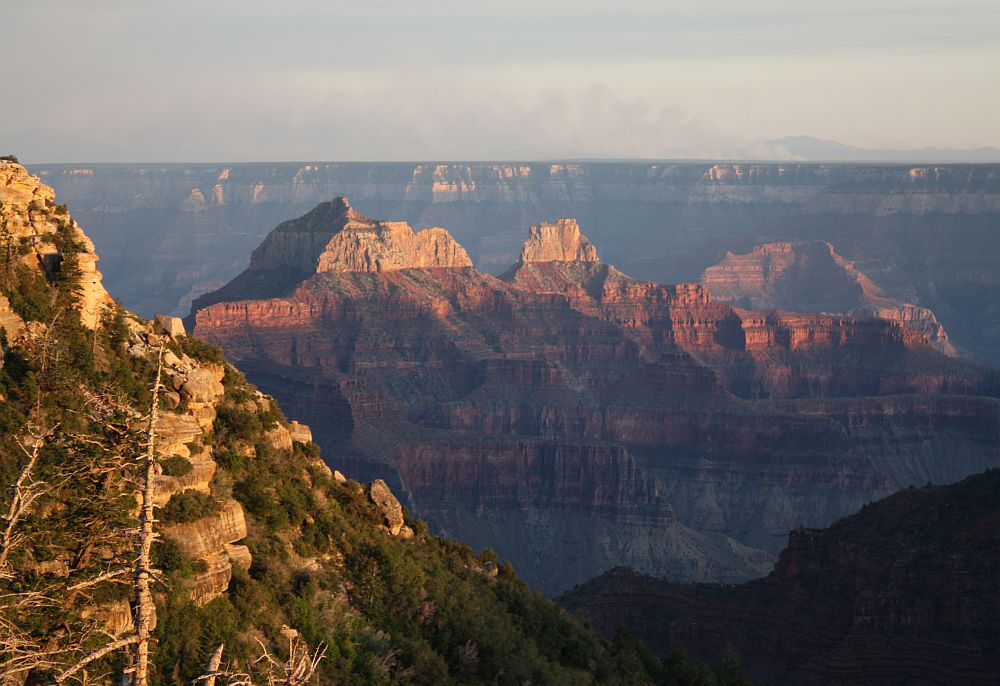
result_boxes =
[700,240,956,355]
[35,161,1000,367]
[193,202,1000,594]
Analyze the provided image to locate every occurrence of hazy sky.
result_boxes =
[3,0,999,161]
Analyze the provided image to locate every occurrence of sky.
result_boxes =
[3,0,1000,161]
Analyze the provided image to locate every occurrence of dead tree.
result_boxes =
[0,428,55,682]
[132,344,163,686]
[48,344,165,685]
[0,429,49,578]
[194,633,327,686]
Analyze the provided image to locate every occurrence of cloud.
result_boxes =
[2,1,998,160]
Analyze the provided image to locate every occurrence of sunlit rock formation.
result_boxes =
[191,200,1000,594]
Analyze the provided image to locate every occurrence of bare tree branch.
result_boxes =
[0,426,55,578]
[51,635,140,684]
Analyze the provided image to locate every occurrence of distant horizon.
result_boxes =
[11,131,1000,166]
[6,2,999,162]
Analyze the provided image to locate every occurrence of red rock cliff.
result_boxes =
[192,201,1000,594]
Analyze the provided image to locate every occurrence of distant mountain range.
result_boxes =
[767,135,1000,163]
[3,128,998,164]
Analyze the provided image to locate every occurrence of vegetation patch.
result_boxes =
[161,489,221,523]
[159,455,194,477]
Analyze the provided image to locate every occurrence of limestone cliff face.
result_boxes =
[562,470,1000,686]
[192,202,1000,594]
[317,222,471,273]
[519,219,599,264]
[0,161,110,328]
[191,197,470,313]
[700,240,956,355]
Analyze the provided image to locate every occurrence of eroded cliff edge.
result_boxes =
[191,200,1000,595]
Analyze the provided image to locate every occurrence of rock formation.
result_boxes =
[519,218,599,263]
[191,197,470,313]
[561,469,1000,686]
[0,171,682,685]
[0,161,111,328]
[34,161,1000,368]
[192,201,1000,594]
[700,240,956,355]
[369,478,414,538]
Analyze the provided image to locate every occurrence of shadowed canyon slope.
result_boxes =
[32,162,1000,366]
[191,199,1000,595]
[561,469,1000,686]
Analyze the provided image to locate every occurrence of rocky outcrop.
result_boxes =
[190,197,470,313]
[162,499,248,603]
[519,219,599,264]
[561,470,1000,686]
[701,240,956,355]
[0,161,111,328]
[368,478,412,538]
[154,313,186,338]
[192,203,1000,594]
[288,420,312,444]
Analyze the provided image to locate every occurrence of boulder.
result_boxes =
[369,479,405,536]
[180,367,224,403]
[154,314,186,338]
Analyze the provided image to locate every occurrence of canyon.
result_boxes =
[2,160,659,684]
[31,162,1000,366]
[191,199,1000,595]
[561,469,1000,686]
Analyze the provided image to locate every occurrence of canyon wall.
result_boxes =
[561,470,1000,686]
[700,240,956,354]
[192,204,1000,594]
[31,162,1000,366]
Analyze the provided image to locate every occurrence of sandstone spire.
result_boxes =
[519,218,600,264]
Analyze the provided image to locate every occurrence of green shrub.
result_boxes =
[178,335,225,364]
[160,455,194,477]
[0,154,18,163]
[161,490,221,523]
[154,536,207,577]
[215,404,262,443]
[3,265,52,322]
